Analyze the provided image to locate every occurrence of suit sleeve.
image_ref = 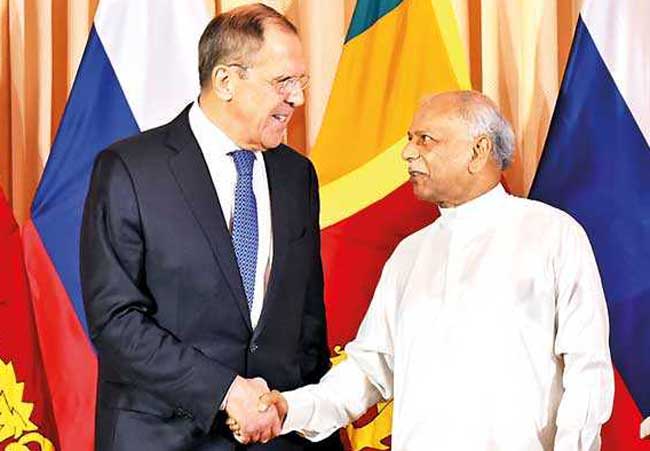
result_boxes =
[297,162,331,385]
[80,149,236,432]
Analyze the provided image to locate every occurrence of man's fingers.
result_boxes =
[250,429,263,444]
[226,417,240,432]
[227,385,284,444]
[257,397,271,412]
[259,428,273,444]
[258,390,281,412]
[272,420,282,437]
[259,390,287,425]
[260,410,282,443]
[233,432,248,444]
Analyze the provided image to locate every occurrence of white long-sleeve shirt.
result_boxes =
[188,101,272,329]
[282,184,614,451]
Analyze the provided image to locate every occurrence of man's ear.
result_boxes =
[212,66,233,102]
[468,134,493,174]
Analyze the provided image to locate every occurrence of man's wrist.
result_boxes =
[280,389,315,435]
[220,375,241,411]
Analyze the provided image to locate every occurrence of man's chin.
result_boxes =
[261,134,285,150]
[411,187,435,203]
[411,188,425,201]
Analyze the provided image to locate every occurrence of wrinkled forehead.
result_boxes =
[410,99,467,135]
[253,25,305,71]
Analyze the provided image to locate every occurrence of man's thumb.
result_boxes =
[257,392,278,412]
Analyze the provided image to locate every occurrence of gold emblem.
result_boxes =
[0,358,55,451]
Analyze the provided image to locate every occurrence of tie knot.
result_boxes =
[230,150,256,176]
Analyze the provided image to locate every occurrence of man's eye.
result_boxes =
[275,76,292,85]
[420,135,434,144]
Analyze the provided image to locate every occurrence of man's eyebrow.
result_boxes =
[411,129,438,136]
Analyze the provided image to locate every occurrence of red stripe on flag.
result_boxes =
[602,367,650,449]
[322,182,438,347]
[0,191,59,449]
[22,220,97,451]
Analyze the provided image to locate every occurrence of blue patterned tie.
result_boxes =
[230,150,258,311]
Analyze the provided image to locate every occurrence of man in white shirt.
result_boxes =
[230,90,614,450]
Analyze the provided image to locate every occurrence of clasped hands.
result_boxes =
[225,376,287,444]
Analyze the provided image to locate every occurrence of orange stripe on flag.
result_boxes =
[312,0,470,188]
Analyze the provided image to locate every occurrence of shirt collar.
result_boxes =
[438,183,508,222]
[188,101,264,163]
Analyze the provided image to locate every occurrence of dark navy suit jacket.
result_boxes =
[81,106,342,451]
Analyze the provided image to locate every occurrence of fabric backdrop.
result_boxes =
[1,0,583,224]
[4,1,650,451]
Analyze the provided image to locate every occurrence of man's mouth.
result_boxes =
[408,169,427,178]
[271,113,289,123]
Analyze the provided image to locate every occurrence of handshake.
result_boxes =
[224,375,288,444]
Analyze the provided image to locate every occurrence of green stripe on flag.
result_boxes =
[345,0,403,43]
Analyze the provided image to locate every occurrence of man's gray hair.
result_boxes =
[457,91,515,169]
[198,4,297,89]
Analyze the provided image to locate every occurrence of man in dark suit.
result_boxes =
[80,4,342,450]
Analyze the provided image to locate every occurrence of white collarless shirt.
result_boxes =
[188,101,272,329]
[282,184,613,451]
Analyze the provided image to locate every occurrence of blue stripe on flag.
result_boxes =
[31,26,140,335]
[530,17,650,416]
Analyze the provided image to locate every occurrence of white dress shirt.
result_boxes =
[282,184,614,451]
[188,101,272,329]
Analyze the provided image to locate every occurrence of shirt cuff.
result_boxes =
[219,379,237,411]
[281,389,316,435]
[641,417,650,440]
[554,425,601,451]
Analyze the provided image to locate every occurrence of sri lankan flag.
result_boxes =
[0,188,58,451]
[314,0,470,449]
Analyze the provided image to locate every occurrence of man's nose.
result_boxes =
[401,143,419,162]
[286,87,305,107]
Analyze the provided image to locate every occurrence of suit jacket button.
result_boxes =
[175,408,193,420]
[249,343,259,353]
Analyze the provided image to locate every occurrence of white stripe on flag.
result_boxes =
[582,0,650,147]
[95,0,210,131]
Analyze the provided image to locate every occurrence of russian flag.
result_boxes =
[21,2,210,449]
[529,0,650,447]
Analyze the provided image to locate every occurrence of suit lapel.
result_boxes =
[165,108,252,332]
[254,149,289,339]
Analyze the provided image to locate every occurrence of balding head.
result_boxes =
[420,91,515,169]
[402,90,514,207]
